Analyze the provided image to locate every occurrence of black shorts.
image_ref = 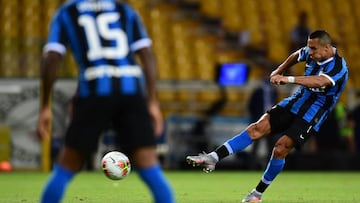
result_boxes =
[64,95,156,154]
[267,105,316,148]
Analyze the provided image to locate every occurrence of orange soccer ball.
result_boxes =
[0,161,12,172]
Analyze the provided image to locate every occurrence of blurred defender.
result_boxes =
[187,30,348,202]
[36,0,174,202]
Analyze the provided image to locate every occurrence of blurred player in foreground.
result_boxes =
[187,30,348,202]
[36,0,174,202]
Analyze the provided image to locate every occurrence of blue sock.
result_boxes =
[224,130,253,154]
[137,164,175,203]
[262,157,285,184]
[41,164,75,203]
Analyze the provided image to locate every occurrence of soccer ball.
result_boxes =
[101,151,131,180]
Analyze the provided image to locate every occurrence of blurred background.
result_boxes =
[0,0,360,172]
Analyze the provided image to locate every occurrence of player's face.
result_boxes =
[307,38,329,62]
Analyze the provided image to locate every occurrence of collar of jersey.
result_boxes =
[317,56,334,66]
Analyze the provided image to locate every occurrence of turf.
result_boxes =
[0,170,359,203]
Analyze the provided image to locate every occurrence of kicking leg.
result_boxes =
[187,114,272,172]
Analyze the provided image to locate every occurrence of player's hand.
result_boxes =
[270,70,279,78]
[270,74,288,85]
[36,106,52,140]
[148,100,164,137]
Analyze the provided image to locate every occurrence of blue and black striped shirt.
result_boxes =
[279,46,348,131]
[45,0,151,97]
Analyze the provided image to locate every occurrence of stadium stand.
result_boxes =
[0,0,359,117]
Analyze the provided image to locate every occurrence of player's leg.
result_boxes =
[41,146,85,203]
[187,113,272,172]
[115,96,175,203]
[41,97,108,203]
[260,136,294,189]
[132,146,175,203]
[243,115,314,202]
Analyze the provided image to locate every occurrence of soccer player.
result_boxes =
[36,1,175,203]
[187,30,348,202]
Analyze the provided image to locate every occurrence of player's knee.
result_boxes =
[132,147,158,168]
[246,124,259,139]
[272,145,286,159]
[247,120,270,139]
[272,143,292,159]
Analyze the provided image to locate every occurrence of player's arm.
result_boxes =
[270,47,332,87]
[136,47,164,136]
[270,49,300,77]
[283,75,332,88]
[271,74,332,87]
[41,51,62,107]
[36,51,62,139]
[137,47,157,103]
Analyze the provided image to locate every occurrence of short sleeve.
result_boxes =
[297,47,309,62]
[44,9,67,55]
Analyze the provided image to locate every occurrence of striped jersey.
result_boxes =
[278,46,348,131]
[44,0,151,97]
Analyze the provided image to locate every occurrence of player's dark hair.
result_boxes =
[309,30,332,45]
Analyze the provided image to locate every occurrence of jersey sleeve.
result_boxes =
[297,46,310,62]
[125,5,152,52]
[321,56,348,86]
[43,9,67,55]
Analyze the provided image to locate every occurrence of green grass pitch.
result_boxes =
[0,170,359,202]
